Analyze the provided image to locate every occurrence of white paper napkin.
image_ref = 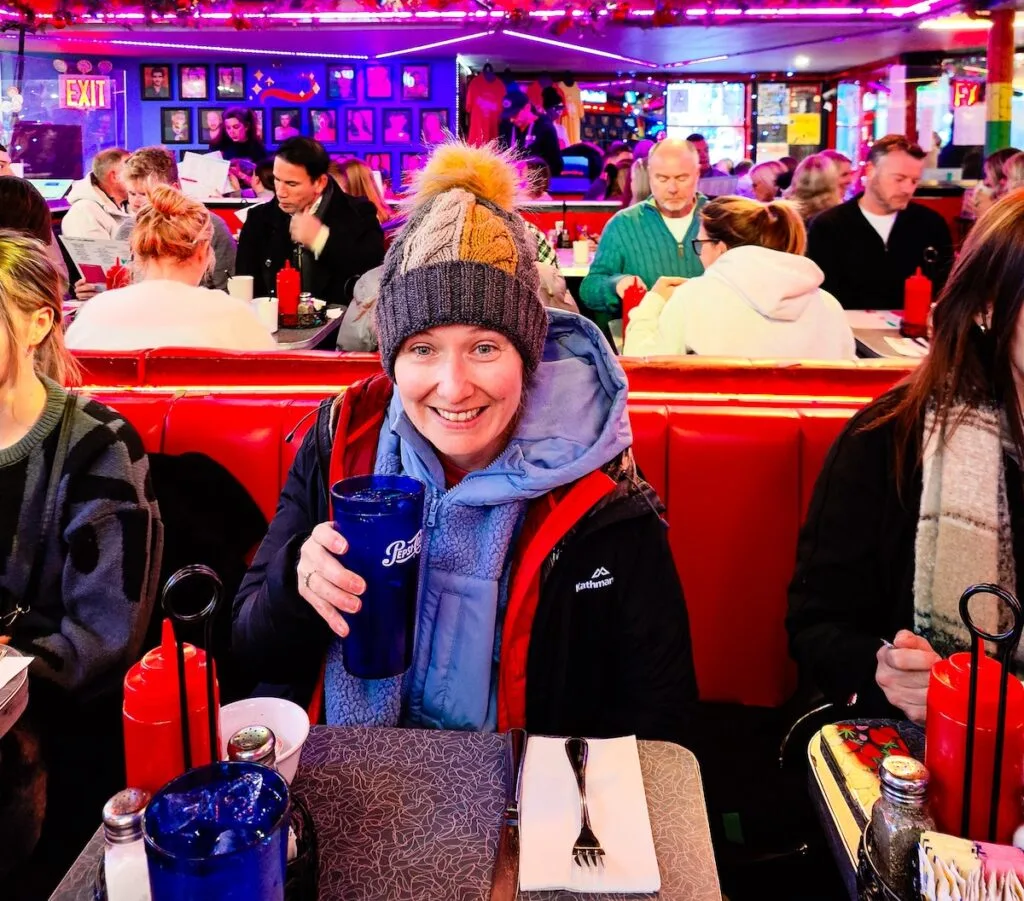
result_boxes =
[884,336,929,357]
[519,735,660,893]
[0,654,32,692]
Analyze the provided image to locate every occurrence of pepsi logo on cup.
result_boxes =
[381,530,423,568]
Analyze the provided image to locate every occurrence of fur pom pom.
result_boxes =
[409,142,519,213]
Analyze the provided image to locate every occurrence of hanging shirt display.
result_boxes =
[557,81,583,146]
[466,73,507,146]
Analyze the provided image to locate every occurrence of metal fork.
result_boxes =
[565,737,605,869]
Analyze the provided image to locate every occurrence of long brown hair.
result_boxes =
[876,189,1024,480]
[0,230,80,387]
[332,158,393,224]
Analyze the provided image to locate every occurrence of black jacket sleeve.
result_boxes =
[322,199,385,293]
[927,211,954,295]
[786,402,917,710]
[232,424,333,690]
[234,209,269,295]
[806,213,845,305]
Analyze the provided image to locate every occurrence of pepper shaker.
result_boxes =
[868,756,935,898]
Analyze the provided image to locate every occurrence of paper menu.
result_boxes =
[58,236,131,285]
[0,653,32,694]
[179,151,231,199]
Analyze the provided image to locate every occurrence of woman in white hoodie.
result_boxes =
[623,196,855,360]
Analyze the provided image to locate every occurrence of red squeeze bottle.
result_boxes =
[276,260,300,328]
[621,277,647,327]
[122,619,220,795]
[901,267,932,340]
[925,652,1024,843]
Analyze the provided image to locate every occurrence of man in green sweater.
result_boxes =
[581,139,707,316]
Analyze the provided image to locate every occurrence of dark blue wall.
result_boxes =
[1,51,456,192]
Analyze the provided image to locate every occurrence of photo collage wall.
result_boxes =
[137,58,456,194]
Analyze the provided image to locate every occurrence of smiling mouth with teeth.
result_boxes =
[433,407,485,423]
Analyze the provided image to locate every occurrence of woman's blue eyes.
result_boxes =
[408,343,500,357]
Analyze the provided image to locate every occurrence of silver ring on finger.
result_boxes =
[303,569,316,590]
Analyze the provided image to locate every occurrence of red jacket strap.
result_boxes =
[497,469,617,732]
[311,373,392,724]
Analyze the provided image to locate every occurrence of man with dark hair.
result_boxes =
[686,133,728,178]
[252,157,276,200]
[506,94,563,177]
[0,144,12,177]
[584,142,633,199]
[236,137,385,305]
[807,134,953,310]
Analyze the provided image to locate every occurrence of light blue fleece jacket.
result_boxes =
[324,310,632,730]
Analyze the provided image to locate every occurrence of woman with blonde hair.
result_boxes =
[784,153,843,223]
[65,185,275,351]
[331,158,396,227]
[624,195,854,359]
[0,230,162,885]
[624,156,651,207]
[1005,151,1024,193]
[746,159,787,202]
[973,146,1022,218]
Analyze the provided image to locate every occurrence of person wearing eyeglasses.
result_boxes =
[806,134,953,310]
[623,196,854,360]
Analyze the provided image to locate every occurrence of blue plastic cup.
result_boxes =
[331,474,425,679]
[143,761,290,901]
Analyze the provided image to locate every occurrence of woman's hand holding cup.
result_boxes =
[297,523,366,638]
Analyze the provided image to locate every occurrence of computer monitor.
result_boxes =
[27,178,73,200]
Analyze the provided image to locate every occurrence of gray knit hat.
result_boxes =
[375,144,546,377]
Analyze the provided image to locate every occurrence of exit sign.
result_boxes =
[58,75,113,111]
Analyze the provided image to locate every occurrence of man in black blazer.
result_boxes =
[807,134,952,310]
[236,137,385,306]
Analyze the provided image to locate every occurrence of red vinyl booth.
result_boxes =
[79,367,911,711]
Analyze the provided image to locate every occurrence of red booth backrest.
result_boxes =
[82,388,856,709]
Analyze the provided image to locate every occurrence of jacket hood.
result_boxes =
[67,176,121,213]
[706,245,825,321]
[386,308,632,505]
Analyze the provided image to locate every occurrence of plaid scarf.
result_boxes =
[914,403,1020,665]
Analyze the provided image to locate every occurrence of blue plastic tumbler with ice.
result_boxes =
[331,474,425,679]
[143,761,290,900]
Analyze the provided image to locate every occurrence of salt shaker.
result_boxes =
[227,724,277,769]
[297,292,316,328]
[868,756,935,898]
[102,788,152,901]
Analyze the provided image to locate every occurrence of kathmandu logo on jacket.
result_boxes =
[576,566,614,592]
[382,530,423,567]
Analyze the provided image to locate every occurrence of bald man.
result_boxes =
[580,139,707,317]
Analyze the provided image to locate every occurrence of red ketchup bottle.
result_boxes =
[901,267,932,340]
[105,258,131,291]
[122,619,220,795]
[925,652,1024,843]
[621,277,647,329]
[276,260,300,328]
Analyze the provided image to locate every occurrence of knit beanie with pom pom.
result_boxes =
[374,143,546,378]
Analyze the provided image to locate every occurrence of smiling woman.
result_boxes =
[234,142,698,745]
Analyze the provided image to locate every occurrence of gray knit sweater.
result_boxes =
[0,379,163,694]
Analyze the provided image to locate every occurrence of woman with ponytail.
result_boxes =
[0,230,163,888]
[65,185,275,351]
[623,195,855,359]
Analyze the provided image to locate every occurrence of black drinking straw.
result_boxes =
[957,584,1023,841]
[161,565,223,767]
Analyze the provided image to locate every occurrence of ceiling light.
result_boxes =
[794,54,811,69]
[919,13,1022,31]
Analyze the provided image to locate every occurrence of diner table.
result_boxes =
[844,310,929,360]
[0,645,29,741]
[274,311,344,351]
[555,247,592,279]
[807,718,924,901]
[49,725,721,901]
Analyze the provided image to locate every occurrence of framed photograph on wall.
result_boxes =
[364,151,392,191]
[215,64,246,101]
[309,109,338,144]
[382,108,412,144]
[345,108,374,144]
[141,64,172,100]
[420,109,448,145]
[161,107,192,144]
[198,107,224,144]
[399,152,424,191]
[364,65,393,100]
[178,65,209,101]
[327,65,358,101]
[401,65,430,101]
[271,108,301,143]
